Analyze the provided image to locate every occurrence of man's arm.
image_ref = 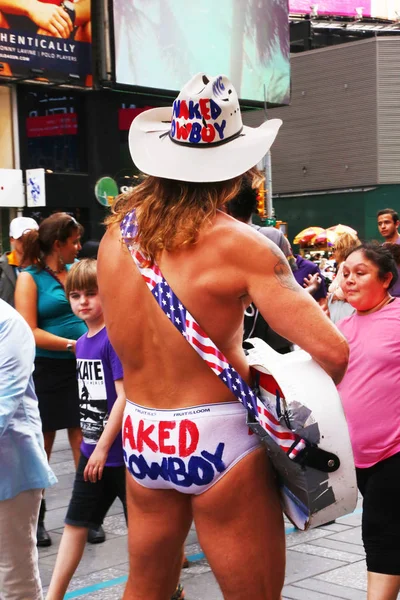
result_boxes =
[0,0,35,15]
[74,0,90,26]
[245,237,349,384]
[0,0,73,37]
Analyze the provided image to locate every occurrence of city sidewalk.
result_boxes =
[39,431,374,600]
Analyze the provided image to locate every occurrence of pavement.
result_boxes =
[39,430,389,600]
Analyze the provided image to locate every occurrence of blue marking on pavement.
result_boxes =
[64,576,128,598]
[63,508,363,598]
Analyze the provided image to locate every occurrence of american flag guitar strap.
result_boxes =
[120,210,307,461]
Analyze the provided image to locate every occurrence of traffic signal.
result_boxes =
[256,183,266,218]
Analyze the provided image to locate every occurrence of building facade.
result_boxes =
[267,37,400,243]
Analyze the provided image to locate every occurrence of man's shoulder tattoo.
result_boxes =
[273,256,300,292]
[261,241,300,292]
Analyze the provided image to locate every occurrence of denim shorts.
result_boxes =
[65,453,127,528]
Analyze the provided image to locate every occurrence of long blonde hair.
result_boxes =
[335,232,361,264]
[105,168,263,263]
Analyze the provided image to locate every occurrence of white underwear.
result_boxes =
[123,400,261,495]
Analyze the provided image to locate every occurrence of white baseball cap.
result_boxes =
[9,216,39,239]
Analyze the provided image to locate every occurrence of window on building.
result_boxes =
[18,85,87,173]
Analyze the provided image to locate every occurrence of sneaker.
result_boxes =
[171,583,185,600]
[36,499,51,547]
[87,525,106,544]
[36,521,52,547]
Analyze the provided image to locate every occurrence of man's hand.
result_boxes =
[84,447,108,483]
[28,2,73,38]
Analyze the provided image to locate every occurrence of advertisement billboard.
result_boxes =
[112,0,290,106]
[0,1,92,86]
[289,0,371,16]
[289,0,400,18]
[378,0,400,19]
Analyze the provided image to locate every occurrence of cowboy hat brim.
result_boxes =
[129,107,283,183]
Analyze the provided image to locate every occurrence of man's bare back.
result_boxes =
[98,210,347,412]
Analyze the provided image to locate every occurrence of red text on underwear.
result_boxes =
[123,416,200,457]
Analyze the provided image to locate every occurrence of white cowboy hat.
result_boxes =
[129,73,283,183]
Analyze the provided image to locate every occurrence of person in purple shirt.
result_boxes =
[46,259,126,600]
[293,254,328,310]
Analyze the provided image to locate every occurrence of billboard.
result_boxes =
[0,0,92,86]
[289,0,400,18]
[112,0,290,106]
[289,0,371,16]
[26,113,78,137]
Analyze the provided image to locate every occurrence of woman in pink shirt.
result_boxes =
[337,242,400,600]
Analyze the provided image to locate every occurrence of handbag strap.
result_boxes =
[120,210,306,457]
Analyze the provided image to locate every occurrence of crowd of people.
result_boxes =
[0,72,399,600]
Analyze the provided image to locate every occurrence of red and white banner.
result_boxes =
[26,113,78,138]
[118,107,153,131]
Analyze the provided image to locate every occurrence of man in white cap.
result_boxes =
[0,216,38,306]
[98,74,349,599]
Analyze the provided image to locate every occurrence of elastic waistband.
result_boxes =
[125,399,246,420]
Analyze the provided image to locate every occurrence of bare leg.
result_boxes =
[67,427,82,469]
[367,572,400,600]
[123,477,192,600]
[45,525,88,600]
[193,447,285,600]
[43,431,56,462]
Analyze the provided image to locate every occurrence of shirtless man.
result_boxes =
[98,74,349,600]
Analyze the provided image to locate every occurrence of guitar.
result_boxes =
[245,337,357,530]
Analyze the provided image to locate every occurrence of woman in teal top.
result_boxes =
[23,262,85,359]
[15,212,87,546]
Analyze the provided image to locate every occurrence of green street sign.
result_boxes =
[264,217,277,227]
[94,177,119,207]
